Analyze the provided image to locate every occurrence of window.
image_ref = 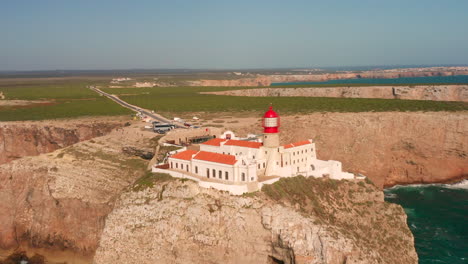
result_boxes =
[253,155,255,159]
[186,165,189,172]
[251,177,254,181]
[263,163,265,168]
[176,163,178,169]
[171,162,173,169]
[195,166,198,174]
[286,162,288,165]
[241,173,245,181]
[258,164,260,169]
[302,150,303,154]
[207,168,210,178]
[219,170,222,179]
[213,169,216,178]
[225,171,228,180]
[293,152,295,156]
[181,164,183,170]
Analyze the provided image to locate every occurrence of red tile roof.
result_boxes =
[224,139,262,149]
[284,140,312,149]
[283,143,294,149]
[201,138,227,146]
[170,150,198,161]
[194,151,237,165]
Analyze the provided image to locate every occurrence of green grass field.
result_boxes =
[0,81,132,121]
[102,86,468,114]
[1,79,467,121]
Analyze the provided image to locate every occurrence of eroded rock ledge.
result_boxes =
[0,119,123,165]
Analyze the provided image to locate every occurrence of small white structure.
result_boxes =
[153,106,357,195]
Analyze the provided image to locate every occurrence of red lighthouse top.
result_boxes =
[262,106,280,133]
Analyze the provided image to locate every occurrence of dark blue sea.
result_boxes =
[384,181,468,264]
[271,75,468,86]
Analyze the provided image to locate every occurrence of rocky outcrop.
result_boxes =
[204,85,468,102]
[188,69,468,87]
[0,120,122,165]
[0,125,156,263]
[228,112,468,188]
[94,177,417,264]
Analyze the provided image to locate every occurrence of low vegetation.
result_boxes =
[0,81,131,121]
[103,86,468,114]
[261,176,414,263]
[132,172,174,191]
[1,78,467,121]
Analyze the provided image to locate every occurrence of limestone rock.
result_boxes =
[94,178,418,264]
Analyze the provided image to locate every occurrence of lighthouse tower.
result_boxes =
[262,106,280,148]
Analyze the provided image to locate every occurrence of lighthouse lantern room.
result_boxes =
[262,106,280,148]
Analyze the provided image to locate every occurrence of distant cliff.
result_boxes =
[188,70,468,87]
[204,85,468,102]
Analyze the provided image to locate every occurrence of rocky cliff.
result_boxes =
[94,176,417,264]
[204,85,468,102]
[0,119,123,165]
[189,69,468,87]
[0,125,155,263]
[226,112,468,188]
[0,116,424,263]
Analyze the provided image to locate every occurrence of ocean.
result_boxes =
[384,180,468,264]
[271,75,468,86]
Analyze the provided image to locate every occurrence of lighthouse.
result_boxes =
[262,105,280,148]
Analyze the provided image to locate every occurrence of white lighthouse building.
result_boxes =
[153,106,356,194]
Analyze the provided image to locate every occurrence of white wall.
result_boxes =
[152,168,251,195]
[191,159,236,182]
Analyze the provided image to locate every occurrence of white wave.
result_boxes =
[385,179,468,190]
[443,179,468,190]
[384,193,398,199]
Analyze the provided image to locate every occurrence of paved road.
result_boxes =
[90,86,186,129]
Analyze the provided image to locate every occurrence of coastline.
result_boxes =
[383,175,468,190]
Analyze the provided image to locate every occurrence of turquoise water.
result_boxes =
[271,75,468,86]
[384,180,468,264]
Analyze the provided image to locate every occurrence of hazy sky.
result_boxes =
[1,0,467,70]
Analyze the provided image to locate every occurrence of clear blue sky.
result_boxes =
[1,0,467,70]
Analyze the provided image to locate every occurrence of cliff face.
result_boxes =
[204,85,468,102]
[0,125,155,263]
[0,120,122,165]
[226,112,468,188]
[188,70,468,87]
[94,177,417,264]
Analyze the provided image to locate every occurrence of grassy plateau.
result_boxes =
[0,80,132,121]
[0,77,467,121]
[102,86,468,114]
